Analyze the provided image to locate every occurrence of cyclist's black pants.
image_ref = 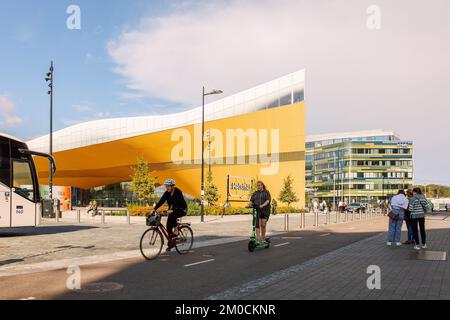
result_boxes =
[167,209,186,237]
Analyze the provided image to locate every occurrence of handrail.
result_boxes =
[19,148,56,173]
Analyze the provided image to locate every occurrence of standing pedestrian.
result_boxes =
[403,190,415,244]
[387,190,409,246]
[408,187,429,250]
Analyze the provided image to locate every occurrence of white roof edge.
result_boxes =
[26,69,306,153]
[0,132,24,143]
[306,129,400,143]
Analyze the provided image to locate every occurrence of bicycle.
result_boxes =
[140,210,194,260]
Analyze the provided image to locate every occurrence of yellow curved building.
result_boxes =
[29,70,306,207]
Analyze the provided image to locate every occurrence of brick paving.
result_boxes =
[208,214,450,300]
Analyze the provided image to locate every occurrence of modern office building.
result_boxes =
[306,130,413,206]
[28,70,306,207]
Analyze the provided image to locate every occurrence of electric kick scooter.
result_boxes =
[247,204,271,252]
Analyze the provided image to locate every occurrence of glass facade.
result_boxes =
[306,133,413,207]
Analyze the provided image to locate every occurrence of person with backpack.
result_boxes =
[408,187,429,250]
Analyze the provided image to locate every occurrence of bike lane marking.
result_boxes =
[319,233,331,237]
[184,259,215,267]
[274,242,290,247]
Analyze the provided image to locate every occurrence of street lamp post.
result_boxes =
[45,61,55,220]
[333,152,337,211]
[201,87,223,223]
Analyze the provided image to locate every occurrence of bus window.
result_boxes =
[13,160,35,202]
[0,137,11,187]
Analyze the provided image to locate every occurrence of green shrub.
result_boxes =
[276,206,308,214]
[127,204,154,216]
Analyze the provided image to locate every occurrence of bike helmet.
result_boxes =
[164,178,176,186]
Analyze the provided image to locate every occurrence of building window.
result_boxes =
[13,161,35,202]
[293,89,304,103]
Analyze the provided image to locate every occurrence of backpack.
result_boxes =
[422,200,433,214]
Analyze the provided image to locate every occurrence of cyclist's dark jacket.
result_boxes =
[154,187,187,211]
[250,190,271,215]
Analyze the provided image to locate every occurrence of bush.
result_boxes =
[128,205,154,216]
[275,206,308,214]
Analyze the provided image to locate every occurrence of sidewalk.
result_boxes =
[208,215,450,300]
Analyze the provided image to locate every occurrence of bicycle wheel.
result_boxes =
[175,225,194,255]
[140,227,164,260]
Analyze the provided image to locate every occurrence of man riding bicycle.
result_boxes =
[151,179,187,251]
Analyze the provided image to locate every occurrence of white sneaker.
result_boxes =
[387,242,392,246]
[396,242,402,246]
[414,245,421,250]
[422,244,427,249]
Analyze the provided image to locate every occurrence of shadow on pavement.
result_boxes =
[53,228,384,300]
[0,225,98,238]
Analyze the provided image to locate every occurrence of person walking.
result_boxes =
[387,190,409,246]
[408,187,429,250]
[403,190,415,244]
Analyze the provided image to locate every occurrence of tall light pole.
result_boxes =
[333,152,337,211]
[45,61,55,219]
[201,87,223,223]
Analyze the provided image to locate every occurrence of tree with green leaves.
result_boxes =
[205,170,220,205]
[129,157,157,204]
[278,175,299,207]
[247,175,260,200]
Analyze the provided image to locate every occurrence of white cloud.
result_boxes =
[0,95,23,127]
[107,0,450,182]
[73,101,93,112]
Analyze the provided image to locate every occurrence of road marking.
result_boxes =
[19,297,36,300]
[281,237,303,240]
[275,242,290,247]
[184,259,215,267]
[320,233,331,237]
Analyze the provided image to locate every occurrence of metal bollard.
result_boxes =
[101,210,105,224]
[300,212,304,229]
[284,213,289,232]
[314,211,319,227]
[126,210,131,225]
[326,211,330,225]
[345,211,349,222]
[77,209,81,224]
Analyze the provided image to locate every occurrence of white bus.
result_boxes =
[0,132,55,228]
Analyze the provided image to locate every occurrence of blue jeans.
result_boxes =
[387,207,404,243]
[404,218,414,241]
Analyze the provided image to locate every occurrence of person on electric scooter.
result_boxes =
[249,181,272,243]
[151,179,187,251]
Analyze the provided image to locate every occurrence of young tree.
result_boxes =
[247,176,260,200]
[129,157,157,204]
[205,170,220,205]
[278,175,299,207]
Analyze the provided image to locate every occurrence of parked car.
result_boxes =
[345,203,367,213]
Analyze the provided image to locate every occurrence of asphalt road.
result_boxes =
[0,218,386,300]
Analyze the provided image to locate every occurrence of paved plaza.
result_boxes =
[0,212,448,300]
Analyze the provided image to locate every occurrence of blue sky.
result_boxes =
[0,0,449,184]
[0,0,181,139]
